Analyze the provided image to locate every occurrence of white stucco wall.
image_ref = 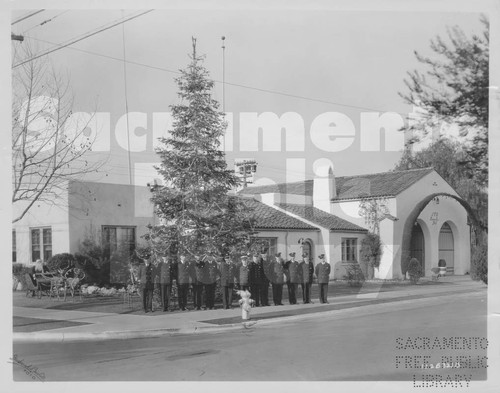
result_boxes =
[394,170,470,277]
[253,230,320,261]
[68,181,157,253]
[330,231,367,279]
[413,198,471,275]
[12,188,70,265]
[331,197,397,279]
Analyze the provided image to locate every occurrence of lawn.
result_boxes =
[12,278,450,316]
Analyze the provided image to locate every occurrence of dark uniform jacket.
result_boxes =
[194,260,206,284]
[272,260,285,284]
[238,263,250,286]
[205,261,220,284]
[300,261,314,284]
[288,260,302,284]
[177,261,191,285]
[158,261,175,284]
[249,261,262,285]
[315,262,331,284]
[260,256,272,283]
[137,263,154,290]
[220,262,237,286]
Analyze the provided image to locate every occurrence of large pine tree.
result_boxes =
[147,38,255,258]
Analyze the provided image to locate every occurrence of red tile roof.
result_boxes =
[276,203,368,232]
[239,168,434,200]
[241,198,319,231]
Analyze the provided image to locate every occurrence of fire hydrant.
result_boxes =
[237,289,255,320]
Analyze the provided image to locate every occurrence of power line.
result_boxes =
[23,10,71,33]
[12,10,45,25]
[121,10,133,186]
[12,9,154,69]
[24,35,410,117]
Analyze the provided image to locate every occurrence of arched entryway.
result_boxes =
[439,222,454,274]
[410,222,425,273]
[400,192,479,277]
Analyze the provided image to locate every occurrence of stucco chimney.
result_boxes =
[313,164,336,212]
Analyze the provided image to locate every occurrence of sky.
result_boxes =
[8,3,488,188]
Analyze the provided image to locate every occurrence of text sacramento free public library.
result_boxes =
[24,103,437,154]
[396,337,489,351]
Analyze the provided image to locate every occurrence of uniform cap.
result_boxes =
[289,252,296,257]
[318,254,325,260]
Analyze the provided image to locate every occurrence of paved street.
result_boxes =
[13,288,487,382]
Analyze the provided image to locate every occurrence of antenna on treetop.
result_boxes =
[192,37,197,59]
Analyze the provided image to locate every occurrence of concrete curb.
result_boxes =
[13,323,245,343]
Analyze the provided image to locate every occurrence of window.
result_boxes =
[102,226,136,257]
[341,238,358,262]
[31,227,52,262]
[12,230,16,263]
[250,237,278,258]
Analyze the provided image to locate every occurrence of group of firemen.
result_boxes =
[136,250,331,313]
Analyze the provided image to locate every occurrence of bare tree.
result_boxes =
[12,43,103,223]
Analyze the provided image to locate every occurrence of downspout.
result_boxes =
[285,231,289,254]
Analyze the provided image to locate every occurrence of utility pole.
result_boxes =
[221,36,226,152]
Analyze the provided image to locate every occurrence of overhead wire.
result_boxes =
[11,10,45,25]
[23,34,411,117]
[12,9,154,69]
[23,10,71,33]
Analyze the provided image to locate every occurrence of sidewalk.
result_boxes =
[13,275,486,343]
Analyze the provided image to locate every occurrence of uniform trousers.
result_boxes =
[259,282,270,306]
[287,283,297,304]
[222,285,234,309]
[204,283,216,309]
[177,283,189,310]
[192,283,203,309]
[159,284,172,311]
[272,283,283,305]
[250,284,260,306]
[301,283,312,303]
[319,283,329,303]
[142,285,153,312]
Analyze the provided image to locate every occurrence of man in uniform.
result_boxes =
[259,250,271,306]
[177,253,191,311]
[250,253,261,307]
[193,255,205,310]
[205,254,220,310]
[287,252,301,305]
[137,257,154,313]
[220,254,237,309]
[238,254,251,291]
[314,254,331,304]
[158,255,175,312]
[271,252,285,305]
[300,252,314,304]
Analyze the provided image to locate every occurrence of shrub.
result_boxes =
[438,259,447,268]
[47,253,76,273]
[12,262,24,276]
[343,263,365,287]
[471,244,487,285]
[401,256,410,279]
[408,258,423,284]
[13,265,33,291]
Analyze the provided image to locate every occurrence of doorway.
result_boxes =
[410,222,425,273]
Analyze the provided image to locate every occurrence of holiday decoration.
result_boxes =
[146,38,255,258]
